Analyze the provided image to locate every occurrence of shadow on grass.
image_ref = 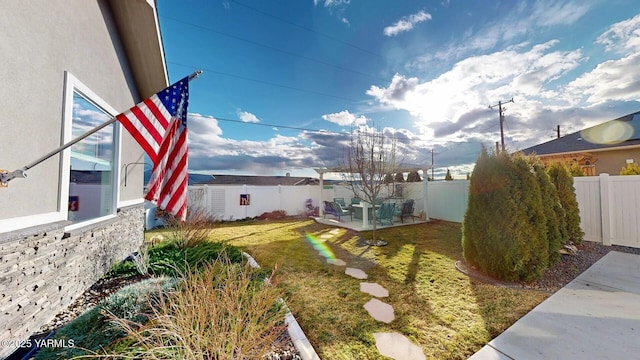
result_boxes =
[216,218,549,359]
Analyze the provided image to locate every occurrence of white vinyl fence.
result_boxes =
[426,180,470,223]
[574,174,640,248]
[187,184,321,220]
[176,181,463,223]
[149,176,640,249]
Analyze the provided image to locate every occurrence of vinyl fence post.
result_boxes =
[599,173,613,246]
[423,173,430,221]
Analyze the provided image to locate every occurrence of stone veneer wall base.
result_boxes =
[0,205,144,359]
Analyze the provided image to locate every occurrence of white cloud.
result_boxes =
[531,1,590,26]
[237,110,260,123]
[313,0,350,7]
[321,110,368,126]
[408,1,591,69]
[597,13,640,53]
[384,10,432,37]
[367,41,586,144]
[563,54,640,105]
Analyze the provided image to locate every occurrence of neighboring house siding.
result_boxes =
[590,148,640,175]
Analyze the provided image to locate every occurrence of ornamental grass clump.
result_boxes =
[108,258,287,359]
[164,205,220,249]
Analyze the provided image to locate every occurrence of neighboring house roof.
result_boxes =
[196,174,321,186]
[108,0,168,99]
[521,111,640,156]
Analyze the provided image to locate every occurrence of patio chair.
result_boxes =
[323,201,351,222]
[333,201,352,221]
[395,199,415,223]
[371,202,395,226]
[334,198,347,207]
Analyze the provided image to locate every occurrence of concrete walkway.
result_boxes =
[469,251,640,360]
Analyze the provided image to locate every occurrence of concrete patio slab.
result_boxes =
[469,251,640,360]
[360,282,389,297]
[345,267,368,279]
[364,298,394,323]
[373,332,425,360]
[313,216,428,232]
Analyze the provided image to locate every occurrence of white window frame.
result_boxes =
[61,72,122,231]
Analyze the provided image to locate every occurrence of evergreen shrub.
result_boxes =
[546,163,584,245]
[620,162,640,175]
[462,150,551,281]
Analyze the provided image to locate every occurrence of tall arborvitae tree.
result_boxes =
[406,170,422,182]
[547,163,584,245]
[531,160,565,264]
[463,149,551,281]
[445,169,453,181]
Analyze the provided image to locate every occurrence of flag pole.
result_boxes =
[0,70,202,186]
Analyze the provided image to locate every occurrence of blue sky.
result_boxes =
[156,0,640,179]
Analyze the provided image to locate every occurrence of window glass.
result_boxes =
[68,92,116,223]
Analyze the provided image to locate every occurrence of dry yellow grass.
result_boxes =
[155,219,549,359]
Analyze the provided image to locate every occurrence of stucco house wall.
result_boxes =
[586,147,640,175]
[0,1,167,357]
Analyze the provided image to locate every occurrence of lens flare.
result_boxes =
[305,232,336,260]
[581,120,634,145]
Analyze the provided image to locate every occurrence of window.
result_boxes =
[63,73,120,227]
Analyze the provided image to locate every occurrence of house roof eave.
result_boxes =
[108,0,168,100]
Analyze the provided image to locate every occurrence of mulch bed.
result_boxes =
[456,241,640,293]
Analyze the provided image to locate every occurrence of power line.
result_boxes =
[215,116,337,133]
[209,116,489,150]
[160,15,386,82]
[168,61,360,102]
[230,0,384,59]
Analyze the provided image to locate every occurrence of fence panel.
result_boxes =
[427,180,469,223]
[608,176,640,248]
[573,177,602,243]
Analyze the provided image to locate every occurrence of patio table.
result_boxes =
[352,202,379,228]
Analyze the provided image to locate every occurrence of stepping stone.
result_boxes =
[364,298,394,323]
[329,228,341,234]
[360,282,389,297]
[319,233,334,239]
[373,332,425,360]
[327,258,346,266]
[345,267,368,279]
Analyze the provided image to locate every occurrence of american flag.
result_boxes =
[116,77,190,221]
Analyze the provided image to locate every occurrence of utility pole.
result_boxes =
[557,125,561,139]
[431,148,434,180]
[489,98,514,152]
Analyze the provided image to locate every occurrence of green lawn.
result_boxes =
[151,219,549,359]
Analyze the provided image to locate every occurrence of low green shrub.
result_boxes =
[148,241,243,277]
[620,162,640,175]
[34,277,176,360]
